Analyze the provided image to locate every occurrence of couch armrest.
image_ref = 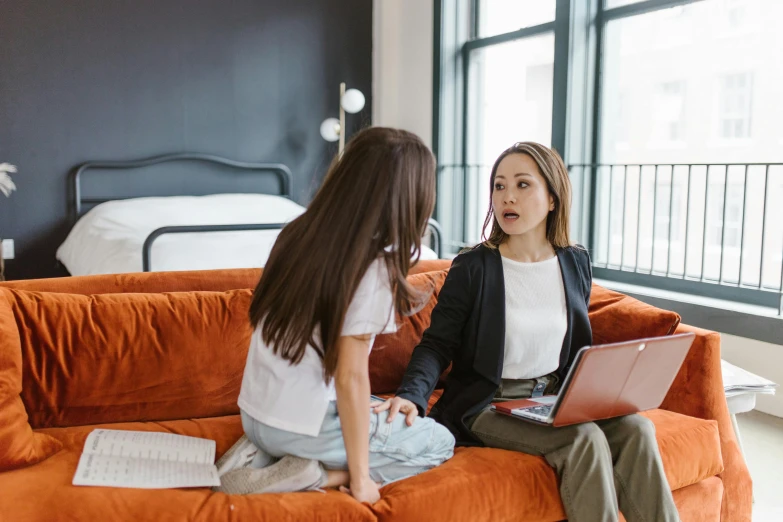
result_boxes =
[661,323,752,522]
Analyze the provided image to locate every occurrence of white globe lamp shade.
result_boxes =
[320,118,341,142]
[341,89,365,114]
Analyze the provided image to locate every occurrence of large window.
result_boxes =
[465,33,555,242]
[455,1,557,244]
[435,0,783,310]
[594,0,782,299]
[477,0,556,38]
[599,1,778,164]
[468,34,554,163]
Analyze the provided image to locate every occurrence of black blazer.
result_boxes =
[396,244,593,446]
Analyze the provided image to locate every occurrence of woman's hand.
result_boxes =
[371,397,419,426]
[340,475,381,504]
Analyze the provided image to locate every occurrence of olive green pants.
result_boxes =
[469,376,679,522]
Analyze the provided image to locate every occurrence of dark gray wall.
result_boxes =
[0,0,372,279]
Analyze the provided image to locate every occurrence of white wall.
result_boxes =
[373,0,434,148]
[721,333,783,417]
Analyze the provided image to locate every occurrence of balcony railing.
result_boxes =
[571,163,783,314]
[436,163,783,314]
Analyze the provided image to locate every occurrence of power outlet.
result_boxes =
[1,239,14,260]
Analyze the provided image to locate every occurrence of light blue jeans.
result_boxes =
[240,400,455,486]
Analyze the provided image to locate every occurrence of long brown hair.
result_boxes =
[249,127,436,382]
[481,142,572,249]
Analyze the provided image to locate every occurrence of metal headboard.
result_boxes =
[65,152,443,271]
[69,152,293,221]
[141,218,444,271]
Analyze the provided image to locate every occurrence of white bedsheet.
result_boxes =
[57,194,306,275]
[57,194,439,276]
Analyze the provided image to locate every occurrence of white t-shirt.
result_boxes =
[237,259,397,436]
[501,255,567,380]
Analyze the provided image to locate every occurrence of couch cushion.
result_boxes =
[0,269,263,295]
[0,290,62,471]
[621,477,723,522]
[371,409,723,522]
[409,259,451,275]
[7,288,253,428]
[0,261,450,296]
[589,284,681,344]
[370,270,449,394]
[2,407,721,522]
[0,415,374,522]
[643,410,723,490]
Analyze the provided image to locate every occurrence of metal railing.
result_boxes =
[436,162,783,314]
[435,164,491,253]
[141,219,445,272]
[573,163,783,314]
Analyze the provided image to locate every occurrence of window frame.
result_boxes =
[433,0,783,313]
[433,0,581,252]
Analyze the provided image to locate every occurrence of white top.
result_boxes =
[237,259,397,436]
[501,255,568,380]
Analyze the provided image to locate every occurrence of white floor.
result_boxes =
[736,411,783,521]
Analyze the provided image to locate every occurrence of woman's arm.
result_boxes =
[335,334,379,503]
[395,256,474,416]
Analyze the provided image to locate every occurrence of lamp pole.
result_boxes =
[339,82,346,155]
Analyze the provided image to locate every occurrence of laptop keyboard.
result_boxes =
[520,404,553,417]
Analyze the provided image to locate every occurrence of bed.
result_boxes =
[56,153,442,276]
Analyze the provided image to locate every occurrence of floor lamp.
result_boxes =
[319,82,365,155]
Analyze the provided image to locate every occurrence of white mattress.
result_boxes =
[57,194,306,275]
[57,194,439,276]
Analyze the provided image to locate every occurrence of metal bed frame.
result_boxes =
[69,153,443,272]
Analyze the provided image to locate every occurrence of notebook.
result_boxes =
[72,429,221,489]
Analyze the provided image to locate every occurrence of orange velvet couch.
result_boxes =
[0,261,751,522]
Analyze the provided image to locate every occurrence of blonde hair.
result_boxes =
[481,142,572,250]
